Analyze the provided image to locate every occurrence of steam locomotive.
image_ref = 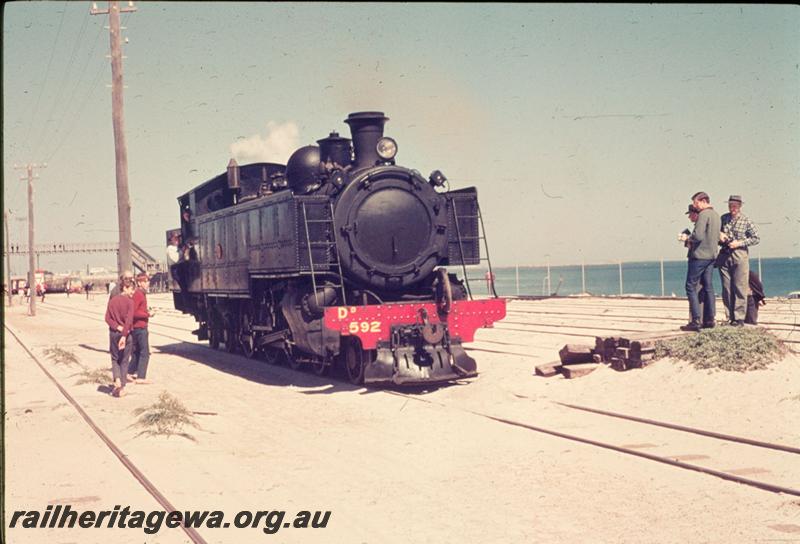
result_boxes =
[169,111,505,385]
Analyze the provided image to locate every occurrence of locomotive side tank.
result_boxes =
[169,111,505,385]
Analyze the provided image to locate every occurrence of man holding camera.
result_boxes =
[679,204,711,326]
[680,192,720,332]
[718,195,759,326]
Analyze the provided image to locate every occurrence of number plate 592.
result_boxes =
[348,321,381,334]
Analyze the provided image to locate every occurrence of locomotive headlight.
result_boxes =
[429,170,447,187]
[376,137,398,160]
[330,170,345,188]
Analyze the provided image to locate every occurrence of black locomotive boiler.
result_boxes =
[169,111,505,385]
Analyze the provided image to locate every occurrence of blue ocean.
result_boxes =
[459,257,799,298]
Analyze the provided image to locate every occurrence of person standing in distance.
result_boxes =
[128,273,155,384]
[745,270,766,325]
[681,191,721,332]
[104,277,136,397]
[718,195,760,326]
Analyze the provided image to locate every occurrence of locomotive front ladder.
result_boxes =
[301,201,347,307]
[451,201,499,300]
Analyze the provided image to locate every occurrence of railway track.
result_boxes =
[23,300,800,500]
[44,296,800,341]
[384,389,800,498]
[506,308,800,329]
[4,323,209,544]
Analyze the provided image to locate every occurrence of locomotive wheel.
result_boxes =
[209,327,221,350]
[223,326,238,353]
[435,268,453,313]
[288,354,303,370]
[311,358,330,376]
[262,346,285,365]
[239,303,257,359]
[344,340,371,385]
[240,331,256,359]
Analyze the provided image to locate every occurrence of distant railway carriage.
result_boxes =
[31,270,75,294]
[169,111,506,385]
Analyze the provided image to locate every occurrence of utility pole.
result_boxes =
[91,1,137,274]
[4,210,12,306]
[14,163,46,316]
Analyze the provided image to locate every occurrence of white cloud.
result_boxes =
[229,121,300,163]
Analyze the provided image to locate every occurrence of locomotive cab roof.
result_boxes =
[178,162,286,216]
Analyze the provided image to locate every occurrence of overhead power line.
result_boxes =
[32,6,92,160]
[43,12,133,164]
[22,1,68,160]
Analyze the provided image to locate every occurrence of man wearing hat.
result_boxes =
[718,195,760,326]
[678,204,700,246]
[681,192,721,331]
[679,204,711,326]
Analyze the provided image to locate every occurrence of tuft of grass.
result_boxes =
[43,346,81,366]
[655,326,787,372]
[130,392,201,442]
[73,367,113,385]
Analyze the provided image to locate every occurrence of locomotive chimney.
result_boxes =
[344,111,389,169]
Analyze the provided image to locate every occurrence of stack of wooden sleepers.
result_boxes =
[535,330,692,379]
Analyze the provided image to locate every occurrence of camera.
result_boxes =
[718,232,733,249]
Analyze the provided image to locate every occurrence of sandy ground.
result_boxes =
[4,293,800,543]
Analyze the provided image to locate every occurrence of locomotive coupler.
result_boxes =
[389,318,449,369]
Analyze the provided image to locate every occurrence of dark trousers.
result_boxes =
[697,288,714,325]
[109,331,132,385]
[686,258,716,324]
[745,296,759,325]
[129,327,150,379]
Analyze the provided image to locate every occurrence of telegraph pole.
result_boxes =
[4,210,12,306]
[14,163,46,316]
[91,1,137,274]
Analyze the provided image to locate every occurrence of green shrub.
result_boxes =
[655,326,787,372]
[74,367,113,385]
[131,392,200,441]
[43,346,81,366]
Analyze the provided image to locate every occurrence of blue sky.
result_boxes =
[3,3,799,274]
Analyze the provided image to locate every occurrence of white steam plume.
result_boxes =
[229,121,300,163]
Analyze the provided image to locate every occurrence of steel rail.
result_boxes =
[4,324,209,544]
[24,303,800,498]
[504,308,800,331]
[472,411,800,498]
[37,304,579,360]
[507,306,800,323]
[496,321,800,345]
[44,300,193,334]
[383,391,800,498]
[508,299,800,327]
[554,402,800,455]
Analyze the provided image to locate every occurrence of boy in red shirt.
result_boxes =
[128,273,154,383]
[104,278,136,397]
